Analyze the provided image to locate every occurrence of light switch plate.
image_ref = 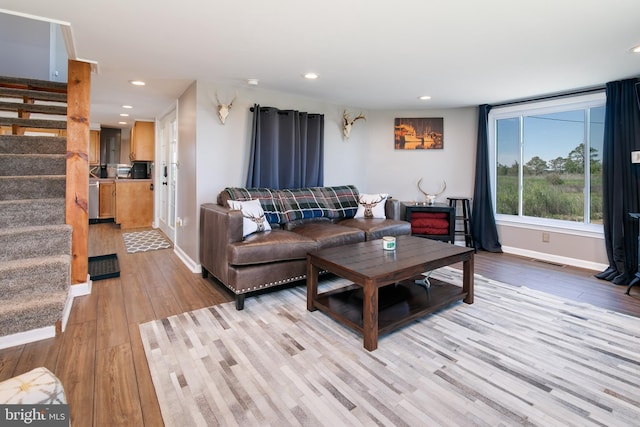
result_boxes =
[632,151,640,163]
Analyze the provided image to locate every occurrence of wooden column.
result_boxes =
[66,60,91,284]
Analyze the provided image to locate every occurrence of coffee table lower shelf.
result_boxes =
[312,277,466,337]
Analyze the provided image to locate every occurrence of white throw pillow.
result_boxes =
[354,193,388,219]
[227,199,272,237]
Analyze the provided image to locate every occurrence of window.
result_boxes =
[489,93,605,230]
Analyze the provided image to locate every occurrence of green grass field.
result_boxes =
[496,174,602,223]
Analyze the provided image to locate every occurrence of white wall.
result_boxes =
[172,80,607,270]
[360,108,477,202]
[171,82,368,265]
[176,83,198,259]
[0,14,50,80]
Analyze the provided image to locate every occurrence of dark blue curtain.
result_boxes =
[246,105,324,189]
[595,79,640,285]
[471,104,502,252]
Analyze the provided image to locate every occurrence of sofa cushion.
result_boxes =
[220,187,286,224]
[354,193,388,219]
[292,222,365,250]
[313,185,359,219]
[228,229,317,265]
[339,217,412,241]
[227,199,272,237]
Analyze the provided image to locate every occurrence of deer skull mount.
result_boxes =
[215,93,237,125]
[417,178,446,205]
[343,110,366,139]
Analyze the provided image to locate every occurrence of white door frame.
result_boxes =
[156,109,177,243]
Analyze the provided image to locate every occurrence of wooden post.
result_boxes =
[66,60,91,284]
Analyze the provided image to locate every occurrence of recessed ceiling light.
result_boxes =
[129,80,146,86]
[418,95,432,100]
[119,113,129,117]
[247,78,259,86]
[303,73,319,80]
[122,105,133,109]
[631,44,640,54]
[118,121,127,125]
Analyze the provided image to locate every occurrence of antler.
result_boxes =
[434,180,446,197]
[351,113,366,124]
[227,93,237,110]
[417,179,446,198]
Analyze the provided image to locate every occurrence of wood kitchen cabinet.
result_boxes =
[115,180,153,229]
[129,121,154,161]
[98,181,115,218]
[89,130,100,165]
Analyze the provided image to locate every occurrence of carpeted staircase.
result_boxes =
[0,76,71,338]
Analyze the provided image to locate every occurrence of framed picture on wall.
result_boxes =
[394,117,443,150]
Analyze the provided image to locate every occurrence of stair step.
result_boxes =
[0,224,72,262]
[0,75,67,92]
[0,290,68,336]
[0,153,66,176]
[0,199,65,228]
[0,101,67,116]
[0,176,66,200]
[0,87,67,103]
[0,117,66,130]
[0,135,66,154]
[0,254,70,298]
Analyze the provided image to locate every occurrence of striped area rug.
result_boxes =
[139,268,640,426]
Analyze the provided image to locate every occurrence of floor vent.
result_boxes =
[531,258,565,267]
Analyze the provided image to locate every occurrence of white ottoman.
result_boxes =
[0,367,66,404]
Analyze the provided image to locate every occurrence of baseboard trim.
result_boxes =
[174,244,201,274]
[70,277,92,297]
[61,275,92,332]
[0,326,56,351]
[501,246,608,272]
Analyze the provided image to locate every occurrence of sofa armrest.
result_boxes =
[199,203,244,285]
[385,198,402,220]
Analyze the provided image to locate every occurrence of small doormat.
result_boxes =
[123,229,171,254]
[88,254,120,281]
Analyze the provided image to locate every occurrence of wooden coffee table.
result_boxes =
[306,235,474,351]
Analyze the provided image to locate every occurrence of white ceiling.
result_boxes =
[1,1,639,128]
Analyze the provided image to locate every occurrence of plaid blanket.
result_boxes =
[312,185,359,219]
[222,185,360,224]
[221,187,286,224]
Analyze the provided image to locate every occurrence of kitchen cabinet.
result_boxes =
[115,180,153,229]
[98,181,115,218]
[89,130,100,165]
[129,121,154,161]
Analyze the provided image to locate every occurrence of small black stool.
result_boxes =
[447,197,476,252]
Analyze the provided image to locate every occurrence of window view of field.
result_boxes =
[495,106,605,224]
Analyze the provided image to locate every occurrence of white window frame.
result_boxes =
[488,92,606,237]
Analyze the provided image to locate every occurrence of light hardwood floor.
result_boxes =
[1,222,639,426]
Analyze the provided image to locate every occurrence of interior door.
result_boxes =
[157,110,177,243]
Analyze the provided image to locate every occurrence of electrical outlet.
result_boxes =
[542,232,550,243]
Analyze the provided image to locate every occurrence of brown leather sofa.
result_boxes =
[200,185,411,309]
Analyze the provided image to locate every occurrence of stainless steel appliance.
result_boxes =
[89,179,99,219]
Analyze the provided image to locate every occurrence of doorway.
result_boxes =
[157,110,177,243]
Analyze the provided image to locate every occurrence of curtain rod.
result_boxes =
[492,86,606,108]
[249,106,322,117]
